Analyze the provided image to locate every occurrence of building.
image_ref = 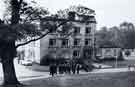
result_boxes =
[96,45,121,60]
[17,6,97,64]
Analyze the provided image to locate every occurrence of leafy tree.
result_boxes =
[96,22,135,49]
[119,22,135,49]
[0,1,95,86]
[0,0,69,86]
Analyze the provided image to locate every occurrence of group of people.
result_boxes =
[49,63,81,76]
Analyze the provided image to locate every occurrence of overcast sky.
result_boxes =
[0,0,135,29]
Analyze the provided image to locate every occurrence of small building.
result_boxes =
[96,45,121,60]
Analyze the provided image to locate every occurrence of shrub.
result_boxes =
[55,58,66,64]
[40,54,55,65]
[125,50,131,57]
[118,50,124,60]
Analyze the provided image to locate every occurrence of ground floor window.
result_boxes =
[83,49,92,58]
[73,50,80,57]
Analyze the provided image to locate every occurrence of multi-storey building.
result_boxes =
[17,6,96,64]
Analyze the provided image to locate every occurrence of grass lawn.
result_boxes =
[18,71,135,87]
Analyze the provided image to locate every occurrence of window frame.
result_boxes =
[73,26,80,34]
[85,38,91,46]
[85,27,91,34]
[61,39,69,47]
[49,39,56,47]
[73,50,80,57]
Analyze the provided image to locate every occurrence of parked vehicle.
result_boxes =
[20,60,32,66]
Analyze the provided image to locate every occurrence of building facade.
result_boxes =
[17,6,97,64]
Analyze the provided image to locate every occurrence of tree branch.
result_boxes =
[23,9,40,23]
[19,0,23,5]
[15,21,67,48]
[15,31,50,48]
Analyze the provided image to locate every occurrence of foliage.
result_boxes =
[96,22,135,49]
[124,50,131,57]
[40,54,55,65]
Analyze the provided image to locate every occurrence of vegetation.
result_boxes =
[96,22,135,49]
[0,1,95,86]
[0,0,70,86]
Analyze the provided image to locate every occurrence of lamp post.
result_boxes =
[115,56,118,68]
[92,23,96,60]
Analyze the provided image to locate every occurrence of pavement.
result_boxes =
[0,59,50,82]
[20,67,132,81]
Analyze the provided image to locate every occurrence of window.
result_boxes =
[61,39,68,47]
[73,50,80,57]
[74,38,80,46]
[84,49,92,58]
[85,39,91,46]
[49,39,56,47]
[85,27,91,34]
[49,28,56,33]
[73,27,80,34]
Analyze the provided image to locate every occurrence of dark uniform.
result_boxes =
[76,64,80,74]
[72,63,76,74]
[49,64,54,76]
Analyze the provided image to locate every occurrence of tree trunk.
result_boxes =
[1,58,20,85]
[0,41,21,86]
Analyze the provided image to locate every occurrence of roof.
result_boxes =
[100,45,120,48]
[99,42,121,48]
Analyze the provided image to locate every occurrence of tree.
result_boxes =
[119,22,135,49]
[0,0,67,86]
[96,22,135,49]
[1,1,95,86]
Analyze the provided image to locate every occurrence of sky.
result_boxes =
[0,0,135,29]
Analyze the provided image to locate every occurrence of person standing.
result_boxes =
[76,64,80,74]
[54,64,57,75]
[72,63,76,74]
[49,64,54,76]
[67,63,71,74]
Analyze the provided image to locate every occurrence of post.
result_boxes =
[115,56,117,68]
[92,23,96,60]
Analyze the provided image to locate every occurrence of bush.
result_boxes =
[40,54,55,65]
[55,58,67,64]
[73,58,84,64]
[125,50,131,57]
[118,51,124,60]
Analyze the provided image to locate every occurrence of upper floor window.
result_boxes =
[61,39,68,47]
[73,50,80,57]
[74,38,81,46]
[85,39,91,46]
[85,27,91,34]
[49,39,56,47]
[73,27,80,34]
